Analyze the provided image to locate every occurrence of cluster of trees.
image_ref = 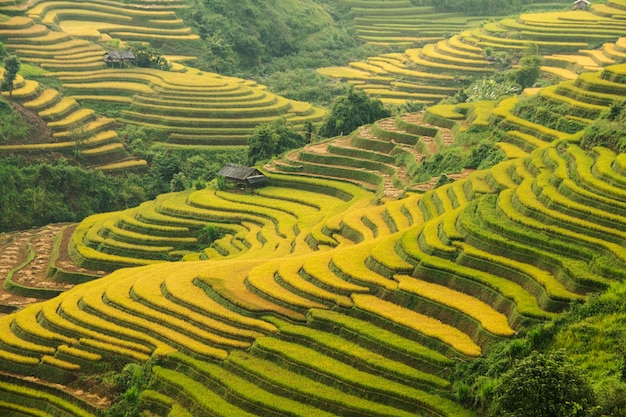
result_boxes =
[0,157,145,232]
[180,0,376,77]
[127,42,171,70]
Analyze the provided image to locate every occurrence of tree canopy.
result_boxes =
[490,350,596,417]
[247,118,306,165]
[318,87,391,138]
[1,55,20,97]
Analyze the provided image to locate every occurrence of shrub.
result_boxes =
[490,350,596,417]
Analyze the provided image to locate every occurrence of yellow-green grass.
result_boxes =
[497,142,530,160]
[395,275,514,337]
[71,213,162,269]
[469,27,588,50]
[246,262,328,311]
[62,81,155,95]
[28,1,180,21]
[400,221,553,320]
[499,186,626,264]
[13,305,77,347]
[405,48,494,74]
[130,272,262,343]
[40,299,152,361]
[38,97,78,120]
[418,208,458,258]
[151,365,260,417]
[505,130,551,152]
[351,294,480,357]
[308,308,453,367]
[98,159,148,172]
[592,147,626,189]
[556,79,624,107]
[456,241,584,303]
[23,88,59,111]
[254,336,475,416]
[422,42,492,67]
[368,232,415,275]
[99,218,196,247]
[0,316,55,357]
[300,251,371,294]
[535,166,626,230]
[188,189,295,241]
[83,271,229,358]
[575,71,626,95]
[514,164,626,245]
[0,380,96,417]
[540,84,606,115]
[46,108,95,131]
[81,143,125,156]
[545,147,626,215]
[365,55,457,80]
[268,316,450,387]
[1,79,38,100]
[227,349,422,417]
[0,21,48,36]
[498,17,626,38]
[541,65,579,80]
[275,257,353,307]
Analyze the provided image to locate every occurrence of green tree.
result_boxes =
[247,118,306,164]
[1,55,20,97]
[490,350,596,417]
[514,43,542,89]
[248,123,279,165]
[127,43,170,70]
[318,86,390,138]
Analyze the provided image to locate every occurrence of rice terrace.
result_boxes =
[1,0,626,416]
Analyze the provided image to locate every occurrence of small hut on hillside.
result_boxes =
[573,0,590,9]
[103,51,136,67]
[217,164,268,191]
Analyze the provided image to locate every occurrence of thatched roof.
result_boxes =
[103,51,136,62]
[217,164,267,184]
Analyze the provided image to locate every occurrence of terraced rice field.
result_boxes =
[319,4,626,105]
[2,60,626,416]
[339,0,505,47]
[0,4,324,154]
[267,109,470,197]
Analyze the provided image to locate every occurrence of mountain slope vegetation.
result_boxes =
[0,0,626,416]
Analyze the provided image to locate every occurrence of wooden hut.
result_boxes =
[103,51,136,67]
[217,164,268,191]
[572,0,590,10]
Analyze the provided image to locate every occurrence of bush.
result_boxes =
[490,350,596,417]
[318,87,391,138]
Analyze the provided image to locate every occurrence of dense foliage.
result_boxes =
[1,55,19,96]
[318,87,391,138]
[490,350,596,417]
[247,118,308,164]
[0,157,145,232]
[181,0,365,75]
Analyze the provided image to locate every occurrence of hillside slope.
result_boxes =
[0,62,626,415]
